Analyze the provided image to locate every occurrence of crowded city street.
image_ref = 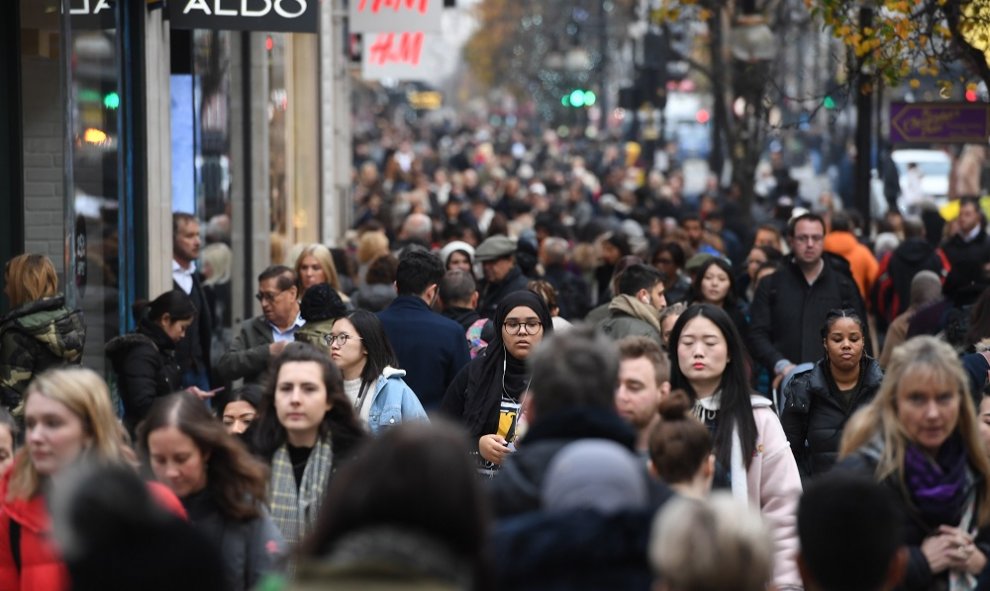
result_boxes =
[2,0,990,589]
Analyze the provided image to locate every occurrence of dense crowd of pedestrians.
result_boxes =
[0,122,990,590]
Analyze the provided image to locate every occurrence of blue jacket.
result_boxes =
[367,368,429,434]
[378,296,470,409]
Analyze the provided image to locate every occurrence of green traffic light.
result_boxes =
[569,89,586,108]
[823,95,835,110]
[584,90,596,106]
[103,91,120,110]
[562,95,570,107]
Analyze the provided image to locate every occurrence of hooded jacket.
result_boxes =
[824,230,879,301]
[0,296,85,414]
[366,368,429,435]
[873,238,950,324]
[597,295,663,345]
[105,319,183,434]
[780,357,883,477]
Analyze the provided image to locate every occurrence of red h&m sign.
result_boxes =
[367,33,424,66]
[362,32,436,80]
[350,0,441,33]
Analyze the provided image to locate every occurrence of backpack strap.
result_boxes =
[9,519,21,574]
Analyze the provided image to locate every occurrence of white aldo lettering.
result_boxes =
[241,0,272,17]
[273,0,306,18]
[183,0,213,15]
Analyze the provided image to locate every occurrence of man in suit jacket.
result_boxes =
[216,266,302,387]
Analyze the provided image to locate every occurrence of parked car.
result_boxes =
[891,149,951,208]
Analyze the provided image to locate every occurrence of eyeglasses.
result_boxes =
[255,290,285,303]
[503,320,543,335]
[792,234,824,244]
[325,333,362,347]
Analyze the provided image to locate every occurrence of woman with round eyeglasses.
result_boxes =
[326,310,428,435]
[441,291,553,476]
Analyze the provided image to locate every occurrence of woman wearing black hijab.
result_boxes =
[441,291,554,477]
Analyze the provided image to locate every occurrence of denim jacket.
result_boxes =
[367,367,429,434]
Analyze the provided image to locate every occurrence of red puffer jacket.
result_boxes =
[0,466,187,591]
[0,468,67,591]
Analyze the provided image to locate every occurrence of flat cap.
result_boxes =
[474,235,517,262]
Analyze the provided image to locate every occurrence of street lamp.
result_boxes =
[730,13,776,63]
[717,0,776,224]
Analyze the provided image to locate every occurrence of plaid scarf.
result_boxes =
[269,437,333,549]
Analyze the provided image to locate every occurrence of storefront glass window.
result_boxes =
[19,0,123,374]
[267,32,319,267]
[172,30,236,363]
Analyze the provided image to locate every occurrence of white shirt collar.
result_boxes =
[172,259,197,275]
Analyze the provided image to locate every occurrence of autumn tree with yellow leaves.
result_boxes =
[810,0,990,96]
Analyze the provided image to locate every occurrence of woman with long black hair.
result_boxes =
[106,289,198,434]
[329,310,427,434]
[667,303,802,590]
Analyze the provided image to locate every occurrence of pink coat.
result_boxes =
[747,398,803,590]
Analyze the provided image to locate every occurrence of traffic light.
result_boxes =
[823,95,836,109]
[562,89,597,108]
[103,91,120,110]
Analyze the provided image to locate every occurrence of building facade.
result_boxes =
[1,0,347,376]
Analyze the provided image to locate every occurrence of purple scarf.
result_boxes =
[903,433,970,527]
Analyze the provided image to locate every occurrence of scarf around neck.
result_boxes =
[270,436,334,549]
[904,433,969,527]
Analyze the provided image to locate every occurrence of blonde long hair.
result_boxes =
[294,244,342,292]
[7,368,126,500]
[5,254,58,309]
[839,336,990,526]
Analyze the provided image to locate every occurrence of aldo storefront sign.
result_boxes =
[168,0,318,33]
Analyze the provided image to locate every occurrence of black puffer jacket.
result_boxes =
[105,319,182,434]
[781,356,883,478]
